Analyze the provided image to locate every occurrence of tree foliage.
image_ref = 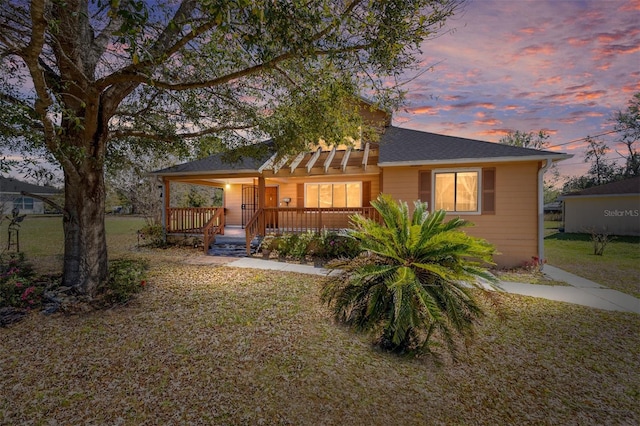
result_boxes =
[0,0,464,296]
[563,92,640,193]
[499,130,550,150]
[613,92,640,178]
[321,194,496,356]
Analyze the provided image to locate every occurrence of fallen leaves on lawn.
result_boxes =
[1,259,638,425]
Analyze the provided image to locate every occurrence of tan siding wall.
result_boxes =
[382,162,541,268]
[564,195,640,235]
[223,175,380,226]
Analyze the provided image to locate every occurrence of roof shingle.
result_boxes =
[378,126,565,164]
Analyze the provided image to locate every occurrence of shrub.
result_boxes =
[137,223,165,247]
[103,258,149,304]
[321,195,497,357]
[0,253,42,309]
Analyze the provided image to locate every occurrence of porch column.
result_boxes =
[258,176,266,236]
[163,177,171,236]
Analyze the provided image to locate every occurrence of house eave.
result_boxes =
[560,193,640,200]
[150,169,260,178]
[377,154,572,168]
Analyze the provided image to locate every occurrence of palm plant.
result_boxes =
[321,194,498,356]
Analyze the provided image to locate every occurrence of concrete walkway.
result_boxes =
[226,258,640,314]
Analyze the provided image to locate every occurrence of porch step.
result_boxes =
[208,243,249,257]
[207,235,261,258]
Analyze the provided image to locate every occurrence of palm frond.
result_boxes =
[321,194,497,356]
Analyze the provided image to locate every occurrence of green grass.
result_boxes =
[545,232,640,298]
[0,215,146,274]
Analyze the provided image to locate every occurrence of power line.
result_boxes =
[547,130,619,148]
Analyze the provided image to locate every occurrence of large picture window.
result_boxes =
[305,182,362,208]
[434,171,479,212]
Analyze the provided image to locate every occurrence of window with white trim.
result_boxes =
[305,182,362,208]
[434,171,479,212]
[13,197,34,210]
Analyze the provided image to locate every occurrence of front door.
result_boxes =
[265,186,278,229]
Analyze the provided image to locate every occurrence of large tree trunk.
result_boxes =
[62,162,109,297]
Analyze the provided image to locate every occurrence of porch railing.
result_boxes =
[244,206,381,255]
[203,208,225,252]
[262,207,380,234]
[167,207,222,233]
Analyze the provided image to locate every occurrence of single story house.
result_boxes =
[561,176,640,236]
[152,109,570,268]
[0,177,60,215]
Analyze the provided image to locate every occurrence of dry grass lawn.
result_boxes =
[1,254,639,425]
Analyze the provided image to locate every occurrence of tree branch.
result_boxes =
[109,123,254,142]
[20,190,68,219]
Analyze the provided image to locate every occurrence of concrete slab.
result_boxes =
[221,257,640,314]
[542,265,604,288]
[227,258,335,276]
[499,281,638,313]
[580,287,640,314]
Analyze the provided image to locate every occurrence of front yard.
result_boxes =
[1,260,639,425]
[1,216,639,424]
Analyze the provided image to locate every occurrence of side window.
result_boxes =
[433,171,479,213]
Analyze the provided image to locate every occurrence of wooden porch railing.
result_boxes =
[166,207,221,233]
[203,208,225,252]
[244,206,381,255]
[245,208,263,255]
[262,207,380,234]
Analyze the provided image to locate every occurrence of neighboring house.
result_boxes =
[0,176,60,215]
[152,108,570,268]
[561,177,640,236]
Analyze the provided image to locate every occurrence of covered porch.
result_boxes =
[157,144,382,255]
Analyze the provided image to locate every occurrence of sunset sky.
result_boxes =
[393,0,640,181]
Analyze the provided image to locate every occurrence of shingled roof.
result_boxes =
[0,177,60,195]
[152,126,570,175]
[377,126,568,165]
[563,176,640,197]
[152,151,272,175]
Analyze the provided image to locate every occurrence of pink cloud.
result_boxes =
[620,0,640,11]
[536,76,563,86]
[479,128,512,137]
[596,32,627,43]
[448,101,496,110]
[566,37,591,47]
[406,106,439,115]
[519,43,557,56]
[474,118,502,126]
[575,90,607,101]
[520,27,539,35]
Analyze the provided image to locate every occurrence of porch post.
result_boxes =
[163,177,170,237]
[258,176,266,236]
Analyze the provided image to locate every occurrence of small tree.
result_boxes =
[321,195,497,357]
